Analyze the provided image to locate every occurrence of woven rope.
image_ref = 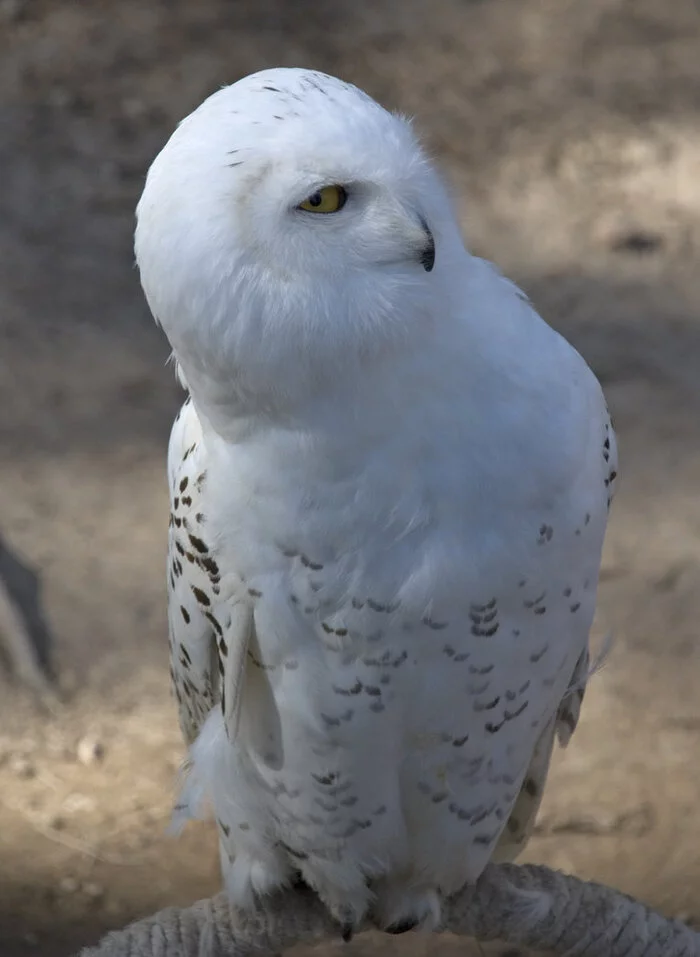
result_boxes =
[79,863,700,957]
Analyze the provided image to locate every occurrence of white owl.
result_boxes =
[134,68,617,936]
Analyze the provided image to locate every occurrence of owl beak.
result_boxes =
[386,205,435,272]
[419,221,435,272]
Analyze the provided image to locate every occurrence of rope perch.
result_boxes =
[79,863,700,957]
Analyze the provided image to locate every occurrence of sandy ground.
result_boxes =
[2,0,700,954]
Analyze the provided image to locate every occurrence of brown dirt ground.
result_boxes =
[2,0,700,954]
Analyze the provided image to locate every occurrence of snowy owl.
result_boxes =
[134,68,618,935]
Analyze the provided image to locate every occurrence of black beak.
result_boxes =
[419,223,435,272]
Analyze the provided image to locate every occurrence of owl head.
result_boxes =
[135,68,464,422]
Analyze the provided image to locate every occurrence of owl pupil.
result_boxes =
[308,192,323,207]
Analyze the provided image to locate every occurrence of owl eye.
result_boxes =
[298,185,347,214]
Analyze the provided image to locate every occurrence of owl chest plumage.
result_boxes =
[177,400,608,893]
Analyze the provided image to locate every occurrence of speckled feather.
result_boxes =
[137,67,619,933]
[166,395,218,745]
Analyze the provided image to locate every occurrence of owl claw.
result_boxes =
[340,923,354,942]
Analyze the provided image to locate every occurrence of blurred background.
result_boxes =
[1,0,700,954]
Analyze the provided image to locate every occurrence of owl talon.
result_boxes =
[340,923,354,942]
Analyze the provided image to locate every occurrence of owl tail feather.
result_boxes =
[168,707,225,836]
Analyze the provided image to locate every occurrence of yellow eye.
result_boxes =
[298,185,347,214]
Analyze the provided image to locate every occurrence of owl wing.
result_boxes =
[166,395,252,746]
[493,644,589,862]
[495,403,618,859]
